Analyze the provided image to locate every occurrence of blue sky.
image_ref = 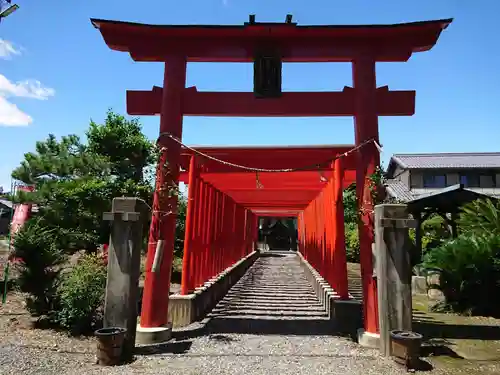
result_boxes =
[0,0,499,191]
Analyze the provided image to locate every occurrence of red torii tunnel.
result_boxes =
[178,144,357,297]
[91,16,451,339]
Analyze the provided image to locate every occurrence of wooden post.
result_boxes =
[103,197,148,361]
[333,157,349,299]
[181,155,198,295]
[374,204,414,357]
[193,180,205,288]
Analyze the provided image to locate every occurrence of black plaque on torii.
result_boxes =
[250,14,294,99]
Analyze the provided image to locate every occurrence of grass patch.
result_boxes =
[413,294,500,362]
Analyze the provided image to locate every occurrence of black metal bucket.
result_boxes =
[390,330,423,369]
[95,327,127,366]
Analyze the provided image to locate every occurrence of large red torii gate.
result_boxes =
[91,16,451,339]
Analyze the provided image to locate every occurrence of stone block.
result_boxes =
[330,298,363,334]
[357,328,380,349]
[428,288,445,302]
[427,272,441,287]
[136,323,173,345]
[426,269,445,301]
[411,276,427,295]
[168,294,196,328]
[166,250,258,328]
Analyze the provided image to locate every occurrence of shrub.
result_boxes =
[343,185,358,224]
[56,253,107,334]
[171,256,183,283]
[13,219,66,318]
[345,222,360,263]
[459,198,500,236]
[421,233,500,317]
[409,214,449,255]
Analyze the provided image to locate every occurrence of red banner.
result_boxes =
[10,185,34,242]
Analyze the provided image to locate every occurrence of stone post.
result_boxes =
[103,197,148,362]
[374,204,414,356]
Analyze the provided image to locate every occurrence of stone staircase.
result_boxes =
[205,251,336,335]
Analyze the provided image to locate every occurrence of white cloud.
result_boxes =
[0,75,55,100]
[0,39,21,59]
[0,75,55,126]
[0,39,55,126]
[0,96,32,126]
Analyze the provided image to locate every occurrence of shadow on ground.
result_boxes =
[412,309,500,360]
[414,310,500,341]
[135,340,193,355]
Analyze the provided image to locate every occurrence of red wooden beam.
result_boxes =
[180,170,356,187]
[253,212,299,217]
[127,86,415,117]
[246,203,308,207]
[246,205,308,210]
[224,187,321,191]
[91,18,452,63]
[179,144,359,172]
[227,196,317,204]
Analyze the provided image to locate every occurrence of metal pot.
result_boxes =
[390,330,423,369]
[95,327,127,366]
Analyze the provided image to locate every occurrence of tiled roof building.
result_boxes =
[385,152,500,202]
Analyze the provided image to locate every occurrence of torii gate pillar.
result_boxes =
[140,57,186,334]
[353,56,380,339]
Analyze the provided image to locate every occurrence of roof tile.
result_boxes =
[385,180,414,202]
[392,153,500,169]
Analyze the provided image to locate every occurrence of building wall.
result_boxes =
[408,168,500,189]
[410,170,423,188]
[391,165,410,187]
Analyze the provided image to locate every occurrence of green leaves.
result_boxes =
[9,110,187,331]
[56,253,107,334]
[11,110,155,252]
[422,233,500,316]
[345,222,360,263]
[13,219,66,317]
[11,134,107,186]
[459,198,500,236]
[420,198,500,317]
[86,110,155,184]
[343,183,358,224]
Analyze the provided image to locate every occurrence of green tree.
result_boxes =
[86,111,155,183]
[11,134,107,185]
[10,110,192,331]
[12,110,155,252]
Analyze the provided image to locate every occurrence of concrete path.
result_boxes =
[121,252,406,374]
[1,251,463,374]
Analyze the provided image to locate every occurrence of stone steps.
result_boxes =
[205,252,333,334]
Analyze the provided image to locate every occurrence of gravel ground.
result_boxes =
[0,252,479,374]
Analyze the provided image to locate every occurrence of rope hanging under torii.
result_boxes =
[158,132,383,174]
